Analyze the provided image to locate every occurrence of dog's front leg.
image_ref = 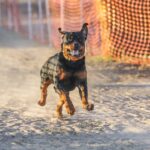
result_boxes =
[78,80,94,111]
[56,93,65,118]
[56,92,75,116]
[38,80,51,106]
[65,92,76,116]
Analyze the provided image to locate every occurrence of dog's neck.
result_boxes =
[59,52,85,71]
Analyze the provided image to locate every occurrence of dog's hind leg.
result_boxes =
[38,80,51,106]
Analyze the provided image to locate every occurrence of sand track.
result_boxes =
[0,28,150,150]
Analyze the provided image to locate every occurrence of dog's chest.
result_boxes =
[58,54,86,80]
[55,54,86,91]
[56,65,85,91]
[57,67,86,81]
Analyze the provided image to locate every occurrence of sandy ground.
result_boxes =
[0,28,150,150]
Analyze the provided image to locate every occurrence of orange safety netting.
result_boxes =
[103,0,150,64]
[49,0,101,55]
[0,0,150,64]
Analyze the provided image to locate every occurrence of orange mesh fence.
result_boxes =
[103,0,150,64]
[0,0,101,55]
[0,0,150,64]
[49,0,101,55]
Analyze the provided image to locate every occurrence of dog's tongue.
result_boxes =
[70,50,79,56]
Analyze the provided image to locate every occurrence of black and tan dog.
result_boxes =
[38,23,94,118]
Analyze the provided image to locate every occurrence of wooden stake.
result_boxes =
[27,0,33,39]
[38,0,44,42]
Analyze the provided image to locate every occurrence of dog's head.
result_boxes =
[58,23,88,62]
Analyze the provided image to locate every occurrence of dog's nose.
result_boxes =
[74,43,80,50]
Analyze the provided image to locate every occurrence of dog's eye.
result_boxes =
[67,49,71,53]
[79,49,83,54]
[78,37,84,44]
[70,35,73,40]
[79,39,82,42]
[67,36,73,43]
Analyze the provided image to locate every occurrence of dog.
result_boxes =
[38,23,94,118]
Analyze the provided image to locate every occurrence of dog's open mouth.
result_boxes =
[70,50,80,56]
[67,49,80,57]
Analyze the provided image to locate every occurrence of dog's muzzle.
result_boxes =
[70,50,80,56]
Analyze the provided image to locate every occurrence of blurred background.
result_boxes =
[0,0,150,65]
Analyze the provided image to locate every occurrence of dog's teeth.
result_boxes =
[71,50,79,56]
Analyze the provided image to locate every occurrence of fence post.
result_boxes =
[0,1,2,27]
[38,0,44,42]
[12,0,20,32]
[80,0,84,24]
[45,0,51,46]
[60,0,64,29]
[7,1,13,29]
[27,0,33,39]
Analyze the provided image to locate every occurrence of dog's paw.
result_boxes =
[68,109,75,116]
[83,103,94,111]
[65,104,75,116]
[66,107,75,116]
[65,101,76,116]
[38,100,46,106]
[55,111,63,119]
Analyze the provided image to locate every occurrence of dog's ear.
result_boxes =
[58,28,65,34]
[81,23,88,40]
